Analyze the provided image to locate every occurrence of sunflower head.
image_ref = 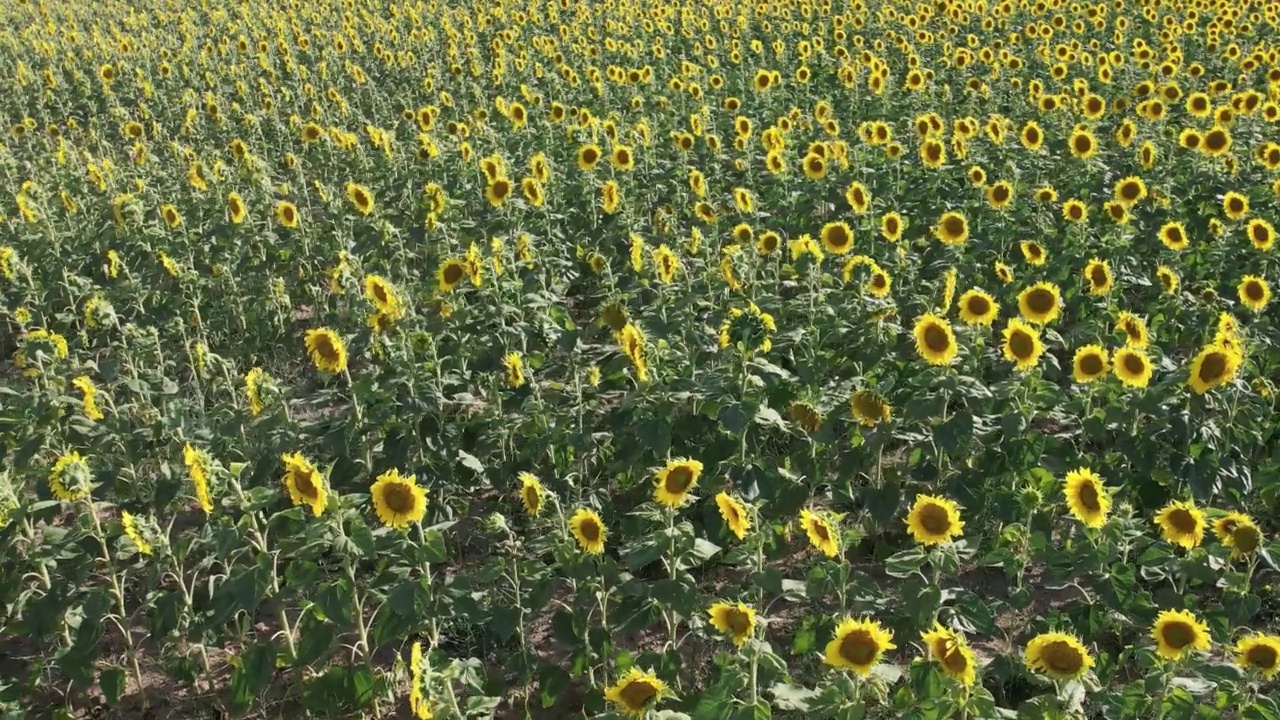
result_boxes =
[912,313,958,366]
[604,667,667,717]
[653,459,704,508]
[824,617,897,675]
[569,507,607,554]
[933,211,969,246]
[370,468,427,529]
[1002,318,1044,371]
[1152,608,1212,660]
[957,289,999,326]
[1235,635,1280,678]
[708,602,758,647]
[1017,282,1061,325]
[1025,632,1094,680]
[921,623,977,686]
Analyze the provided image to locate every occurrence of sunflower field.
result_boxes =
[5,0,1280,718]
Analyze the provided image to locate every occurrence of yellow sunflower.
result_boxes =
[912,313,958,366]
[708,602,758,647]
[304,328,348,374]
[957,289,999,326]
[921,623,977,686]
[1112,347,1153,388]
[604,667,667,718]
[905,495,964,546]
[437,259,468,292]
[1238,275,1271,312]
[799,508,840,557]
[346,182,375,215]
[880,211,904,242]
[121,511,153,556]
[1187,343,1241,395]
[824,617,897,675]
[1154,500,1207,550]
[985,180,1014,209]
[1063,468,1110,528]
[518,472,543,516]
[49,450,92,502]
[1222,191,1250,220]
[653,458,704,508]
[820,221,855,255]
[1235,635,1280,678]
[1113,176,1148,207]
[1156,265,1180,294]
[1247,218,1276,251]
[1019,240,1047,266]
[1025,632,1094,680]
[370,468,427,529]
[1017,282,1061,325]
[1116,312,1149,348]
[1002,319,1044,371]
[281,452,327,517]
[1084,258,1113,295]
[569,508,607,554]
[933,211,969,246]
[1152,609,1212,660]
[850,390,891,427]
[716,492,751,540]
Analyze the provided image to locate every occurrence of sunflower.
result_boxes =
[921,623,977,686]
[1083,258,1113,295]
[708,602,757,647]
[1223,191,1250,220]
[1215,512,1262,559]
[1247,218,1276,251]
[576,143,602,170]
[994,261,1014,284]
[912,313,958,366]
[363,274,405,322]
[485,177,513,207]
[824,617,896,675]
[985,181,1014,209]
[601,180,621,214]
[820,221,855,255]
[370,468,427,529]
[1034,186,1058,203]
[705,492,752,542]
[275,200,299,228]
[1113,176,1147,207]
[1068,127,1098,159]
[1017,282,1061,325]
[1019,240,1046,266]
[653,458,703,508]
[1159,221,1190,251]
[437,259,468,292]
[1238,275,1271,312]
[161,204,183,228]
[1152,609,1212,660]
[121,511,153,556]
[1203,125,1232,156]
[845,181,871,214]
[880,211,904,242]
[281,452,327,517]
[1020,120,1044,150]
[604,667,667,718]
[801,153,827,180]
[1235,635,1280,678]
[756,230,780,256]
[521,177,545,207]
[933,211,969,246]
[346,182,375,215]
[905,494,964,546]
[843,390,890,430]
[1002,319,1044,371]
[799,508,840,557]
[182,444,215,514]
[304,328,347,374]
[1187,343,1241,395]
[1112,347,1153,388]
[920,139,946,168]
[1025,632,1094,680]
[611,144,635,170]
[1062,199,1088,223]
[1063,468,1111,527]
[957,289,999,326]
[1156,265,1180,294]
[49,450,92,502]
[511,472,544,517]
[501,351,526,388]
[1154,499,1207,550]
[569,507,607,554]
[1178,128,1203,149]
[227,192,247,224]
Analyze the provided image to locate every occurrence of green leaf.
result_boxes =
[99,666,126,707]
[457,450,486,476]
[771,683,818,711]
[231,641,277,712]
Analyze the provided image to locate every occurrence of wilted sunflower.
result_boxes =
[370,468,427,529]
[569,507,606,554]
[1154,499,1207,550]
[799,508,839,557]
[1235,635,1280,678]
[517,472,543,516]
[933,211,969,246]
[716,492,751,540]
[708,602,757,647]
[1187,343,1241,395]
[850,390,891,427]
[1025,632,1094,680]
[921,623,977,686]
[913,313,958,366]
[1112,347,1153,388]
[1017,281,1061,325]
[1084,258,1113,295]
[957,289,999,326]
[1152,609,1212,660]
[653,458,703,508]
[786,401,823,433]
[906,494,964,545]
[1238,275,1271,311]
[304,328,347,374]
[824,617,896,675]
[1063,468,1110,528]
[604,667,666,718]
[281,452,327,517]
[1002,319,1044,371]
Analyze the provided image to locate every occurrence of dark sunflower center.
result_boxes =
[1124,321,1141,340]
[1253,226,1269,243]
[1073,136,1092,152]
[1077,481,1101,511]
[926,145,942,162]
[293,469,319,498]
[1009,330,1035,359]
[885,219,899,234]
[839,630,878,665]
[1026,289,1054,314]
[583,149,599,163]
[1247,644,1279,670]
[726,609,752,635]
[919,503,952,535]
[579,518,601,542]
[941,642,969,673]
[811,519,831,542]
[826,227,851,248]
[923,324,951,352]
[1206,132,1226,150]
[523,486,540,510]
[967,296,991,315]
[1042,641,1084,674]
[315,336,339,362]
[1069,205,1084,219]
[1121,183,1140,200]
[1198,352,1227,383]
[871,273,888,289]
[1160,621,1196,650]
[1079,353,1104,376]
[1229,199,1244,213]
[1090,266,1108,286]
[1233,524,1261,553]
[1166,228,1183,243]
[664,466,695,494]
[618,680,657,709]
[1246,282,1265,301]
[383,483,416,515]
[942,217,965,236]
[853,190,866,205]
[443,263,465,284]
[993,186,1009,202]
[1123,353,1146,375]
[1168,508,1198,534]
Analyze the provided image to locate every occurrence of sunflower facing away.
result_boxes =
[517,472,543,517]
[708,602,758,647]
[716,492,751,540]
[1154,500,1207,550]
[370,468,427,529]
[604,667,667,718]
[921,623,978,686]
[850,390,892,427]
[120,511,153,556]
[1152,609,1212,660]
[281,452,327,517]
[304,328,348,374]
[1235,635,1280,678]
[906,494,964,546]
[1025,632,1094,680]
[569,508,606,554]
[824,617,897,676]
[799,508,840,557]
[654,458,703,508]
[913,313,958,366]
[1063,468,1111,528]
